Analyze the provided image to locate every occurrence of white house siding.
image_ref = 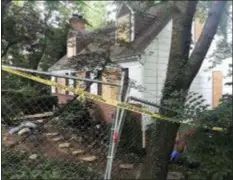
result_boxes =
[140,19,231,128]
[50,70,99,96]
[142,20,172,126]
[189,33,232,109]
[90,72,98,95]
[118,61,144,98]
[50,69,75,96]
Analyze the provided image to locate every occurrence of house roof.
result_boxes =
[110,2,172,60]
[49,1,172,71]
[49,55,69,71]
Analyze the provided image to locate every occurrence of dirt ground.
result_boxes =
[2,119,140,179]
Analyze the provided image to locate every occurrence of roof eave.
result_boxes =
[111,54,140,63]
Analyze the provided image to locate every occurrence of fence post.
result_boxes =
[104,69,128,180]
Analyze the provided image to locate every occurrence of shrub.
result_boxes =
[57,99,110,146]
[184,95,233,180]
[2,92,25,125]
[2,92,58,125]
[118,111,144,158]
[22,95,58,115]
[57,99,92,127]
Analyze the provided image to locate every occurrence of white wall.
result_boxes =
[141,19,232,124]
[50,69,75,95]
[142,20,172,125]
[118,61,144,98]
[90,72,98,95]
[50,70,109,96]
[189,32,232,108]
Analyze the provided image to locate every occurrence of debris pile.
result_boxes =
[8,121,38,136]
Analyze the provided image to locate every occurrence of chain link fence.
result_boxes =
[1,69,150,179]
[2,68,204,179]
[2,70,112,179]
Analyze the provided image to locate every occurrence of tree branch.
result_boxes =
[161,1,197,94]
[1,40,19,58]
[184,1,227,87]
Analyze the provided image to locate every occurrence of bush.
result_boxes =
[2,92,58,125]
[57,99,110,146]
[22,95,58,115]
[184,95,233,180]
[57,99,93,127]
[2,92,26,125]
[118,111,144,158]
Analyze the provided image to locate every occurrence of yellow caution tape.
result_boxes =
[2,65,224,132]
[212,127,224,132]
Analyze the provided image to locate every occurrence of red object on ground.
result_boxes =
[113,131,119,143]
[4,136,11,141]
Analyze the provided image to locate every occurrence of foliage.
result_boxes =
[162,90,210,122]
[207,38,232,70]
[2,92,58,125]
[2,72,56,125]
[2,150,103,179]
[56,99,92,127]
[195,1,232,37]
[118,111,143,156]
[112,1,160,12]
[2,92,25,125]
[80,1,108,30]
[1,1,71,70]
[197,1,232,72]
[22,95,58,115]
[1,1,108,71]
[56,99,110,146]
[184,94,233,180]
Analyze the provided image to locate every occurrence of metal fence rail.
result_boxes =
[2,69,118,179]
[2,67,148,180]
[2,66,213,179]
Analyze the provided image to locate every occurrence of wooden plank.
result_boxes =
[57,77,66,94]
[14,112,53,120]
[212,71,223,108]
[194,19,204,42]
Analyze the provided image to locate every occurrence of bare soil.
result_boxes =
[2,119,139,179]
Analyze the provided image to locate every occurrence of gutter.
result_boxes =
[111,54,141,63]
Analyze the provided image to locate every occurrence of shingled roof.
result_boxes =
[49,2,172,71]
[110,2,172,60]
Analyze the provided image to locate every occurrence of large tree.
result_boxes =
[138,1,228,179]
[1,1,107,70]
[1,1,71,70]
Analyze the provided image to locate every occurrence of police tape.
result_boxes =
[2,65,224,132]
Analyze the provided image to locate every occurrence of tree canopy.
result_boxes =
[1,0,108,70]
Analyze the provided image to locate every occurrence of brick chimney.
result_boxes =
[67,14,86,58]
[69,13,85,31]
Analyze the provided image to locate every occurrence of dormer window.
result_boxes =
[116,3,135,43]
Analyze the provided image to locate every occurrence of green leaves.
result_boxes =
[184,94,233,179]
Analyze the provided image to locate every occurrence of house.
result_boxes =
[48,2,229,125]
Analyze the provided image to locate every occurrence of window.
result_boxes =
[69,72,76,96]
[51,76,56,94]
[116,4,135,43]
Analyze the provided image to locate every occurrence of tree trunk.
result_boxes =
[139,1,227,179]
[184,1,228,87]
[1,40,19,58]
